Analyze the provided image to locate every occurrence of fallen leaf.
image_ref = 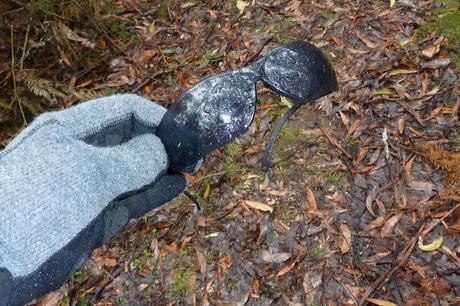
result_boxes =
[373,88,393,96]
[303,271,322,301]
[245,200,273,213]
[418,236,443,252]
[57,22,95,49]
[236,0,249,13]
[381,214,402,238]
[389,0,396,8]
[388,69,417,76]
[260,250,291,263]
[203,181,211,199]
[355,30,379,48]
[422,58,451,69]
[305,187,318,218]
[37,284,68,306]
[195,247,207,274]
[367,298,397,306]
[103,257,118,267]
[277,263,295,277]
[408,180,434,194]
[340,223,352,254]
[365,185,378,216]
[422,44,441,58]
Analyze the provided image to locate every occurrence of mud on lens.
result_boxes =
[157,69,259,172]
[157,41,338,173]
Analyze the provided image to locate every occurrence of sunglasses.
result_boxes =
[157,41,338,173]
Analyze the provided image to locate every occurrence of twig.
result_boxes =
[10,25,26,125]
[397,100,425,127]
[319,126,353,159]
[131,69,170,93]
[0,7,24,17]
[189,168,249,187]
[359,204,459,305]
[19,21,31,71]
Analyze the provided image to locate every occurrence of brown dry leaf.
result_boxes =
[245,200,273,213]
[421,37,443,58]
[277,263,295,277]
[303,271,322,301]
[398,116,405,134]
[367,298,397,306]
[422,58,451,69]
[286,0,302,15]
[305,187,318,218]
[355,30,379,48]
[339,110,350,126]
[340,223,352,254]
[103,257,118,268]
[404,155,416,182]
[346,119,362,138]
[252,278,260,295]
[57,23,96,49]
[195,247,207,274]
[37,285,67,306]
[282,294,303,306]
[365,185,378,216]
[260,250,292,263]
[366,216,386,231]
[408,180,434,193]
[380,214,402,238]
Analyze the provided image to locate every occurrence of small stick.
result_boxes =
[319,126,353,159]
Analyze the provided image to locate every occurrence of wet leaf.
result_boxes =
[422,58,451,69]
[303,271,322,301]
[260,250,291,263]
[245,200,273,213]
[367,298,397,306]
[418,236,443,252]
[236,1,249,13]
[381,214,402,238]
[373,88,393,96]
[340,223,352,254]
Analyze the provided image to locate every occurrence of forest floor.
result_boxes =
[1,0,460,305]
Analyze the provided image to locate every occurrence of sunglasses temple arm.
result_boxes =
[261,103,302,171]
[184,190,201,211]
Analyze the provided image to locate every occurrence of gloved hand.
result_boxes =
[0,94,187,305]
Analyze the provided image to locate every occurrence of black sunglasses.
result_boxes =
[157,41,338,173]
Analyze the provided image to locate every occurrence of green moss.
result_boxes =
[310,243,325,258]
[169,270,193,298]
[204,249,218,264]
[224,142,242,159]
[325,172,343,186]
[345,137,359,148]
[416,0,460,70]
[322,10,335,22]
[26,0,58,17]
[223,142,242,178]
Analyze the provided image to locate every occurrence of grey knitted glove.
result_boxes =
[0,94,187,305]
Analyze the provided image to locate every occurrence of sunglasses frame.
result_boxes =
[157,41,338,173]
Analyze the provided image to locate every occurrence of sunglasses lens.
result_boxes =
[158,71,258,172]
[260,41,338,102]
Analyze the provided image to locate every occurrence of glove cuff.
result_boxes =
[0,267,13,305]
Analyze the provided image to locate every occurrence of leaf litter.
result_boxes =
[1,0,459,305]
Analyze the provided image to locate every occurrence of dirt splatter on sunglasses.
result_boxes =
[157,41,338,173]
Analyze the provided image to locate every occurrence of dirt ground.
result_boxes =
[1,0,459,305]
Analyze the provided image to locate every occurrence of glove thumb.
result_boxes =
[94,134,169,191]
